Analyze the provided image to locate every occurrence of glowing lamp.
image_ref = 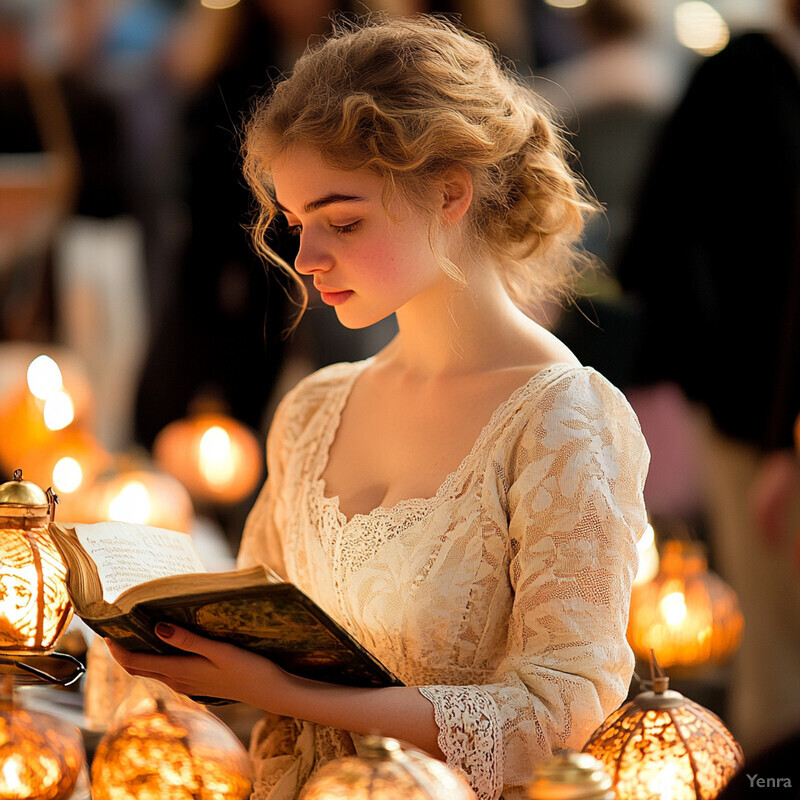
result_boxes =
[0,676,86,800]
[582,668,744,800]
[78,460,194,533]
[526,751,613,800]
[627,539,743,672]
[90,682,252,799]
[0,470,72,657]
[299,735,477,800]
[0,350,93,472]
[153,412,263,505]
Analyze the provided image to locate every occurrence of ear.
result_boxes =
[439,165,473,224]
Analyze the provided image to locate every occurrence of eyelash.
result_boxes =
[286,221,361,237]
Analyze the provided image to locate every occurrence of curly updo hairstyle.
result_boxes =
[243,14,599,320]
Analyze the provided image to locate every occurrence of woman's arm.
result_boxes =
[106,626,444,758]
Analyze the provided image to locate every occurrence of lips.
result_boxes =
[318,288,354,306]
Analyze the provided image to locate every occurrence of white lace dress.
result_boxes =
[237,360,650,800]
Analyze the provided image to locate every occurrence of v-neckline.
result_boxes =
[313,360,578,527]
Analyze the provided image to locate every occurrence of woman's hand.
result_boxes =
[105,624,291,709]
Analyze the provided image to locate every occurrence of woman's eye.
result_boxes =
[286,225,302,237]
[332,221,361,235]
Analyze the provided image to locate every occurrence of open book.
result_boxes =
[48,521,402,701]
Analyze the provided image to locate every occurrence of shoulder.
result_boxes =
[522,363,636,418]
[510,364,649,462]
[269,359,369,445]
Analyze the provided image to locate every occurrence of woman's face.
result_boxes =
[271,144,449,329]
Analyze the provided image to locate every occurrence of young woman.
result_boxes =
[109,15,650,800]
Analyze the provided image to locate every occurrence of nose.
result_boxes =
[293,230,334,276]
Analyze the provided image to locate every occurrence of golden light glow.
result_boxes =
[634,523,660,585]
[108,481,151,525]
[300,736,477,800]
[0,507,72,656]
[583,682,744,800]
[201,0,241,8]
[627,540,743,671]
[154,412,263,505]
[43,390,74,431]
[52,457,83,493]
[544,0,587,8]
[91,700,251,800]
[660,590,688,626]
[199,426,235,486]
[0,689,85,800]
[26,355,62,400]
[675,2,730,56]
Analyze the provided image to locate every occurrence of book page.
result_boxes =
[73,522,207,604]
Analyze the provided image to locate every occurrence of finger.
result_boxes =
[154,623,232,660]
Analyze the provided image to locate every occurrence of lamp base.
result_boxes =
[0,652,85,686]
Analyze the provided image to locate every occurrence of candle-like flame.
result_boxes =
[108,482,151,524]
[53,457,83,493]
[26,355,63,400]
[43,391,74,431]
[199,426,235,487]
[660,591,688,626]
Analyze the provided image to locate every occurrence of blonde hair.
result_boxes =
[242,14,599,321]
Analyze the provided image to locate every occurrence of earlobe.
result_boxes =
[440,166,473,223]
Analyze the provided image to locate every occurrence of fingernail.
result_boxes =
[156,622,174,638]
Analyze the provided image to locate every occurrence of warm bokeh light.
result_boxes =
[201,0,241,8]
[153,412,263,505]
[43,390,74,431]
[52,457,83,494]
[544,0,588,8]
[79,464,194,533]
[0,691,85,800]
[199,426,235,486]
[26,355,62,400]
[300,736,477,800]
[91,688,251,800]
[627,540,743,671]
[108,481,151,525]
[675,2,730,56]
[634,523,660,585]
[660,590,688,626]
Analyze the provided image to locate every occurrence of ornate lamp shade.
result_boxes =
[0,676,86,800]
[582,675,744,800]
[77,460,194,533]
[0,470,72,656]
[526,751,613,800]
[299,735,477,800]
[90,682,252,799]
[627,540,743,671]
[153,412,263,506]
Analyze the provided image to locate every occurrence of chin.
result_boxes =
[334,308,394,330]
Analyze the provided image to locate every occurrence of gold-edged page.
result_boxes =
[72,522,207,604]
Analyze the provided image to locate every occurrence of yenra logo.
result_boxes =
[747,775,794,788]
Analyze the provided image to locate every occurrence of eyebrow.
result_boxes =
[274,193,366,215]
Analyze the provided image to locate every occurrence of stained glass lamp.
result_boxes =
[0,469,83,685]
[582,658,744,800]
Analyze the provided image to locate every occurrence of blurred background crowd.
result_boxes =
[1,0,799,763]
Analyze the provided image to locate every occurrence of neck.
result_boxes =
[386,263,542,378]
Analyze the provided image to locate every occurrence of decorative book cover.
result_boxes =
[48,522,403,701]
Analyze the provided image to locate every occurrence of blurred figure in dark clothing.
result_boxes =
[617,0,800,756]
[133,0,353,450]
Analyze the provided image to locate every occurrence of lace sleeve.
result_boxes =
[419,370,650,800]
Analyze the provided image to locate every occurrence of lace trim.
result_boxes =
[418,685,504,800]
[308,362,581,577]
